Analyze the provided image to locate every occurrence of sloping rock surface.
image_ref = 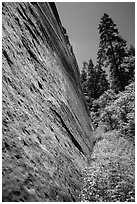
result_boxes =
[2,2,93,202]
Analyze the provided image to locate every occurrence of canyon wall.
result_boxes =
[2,2,93,201]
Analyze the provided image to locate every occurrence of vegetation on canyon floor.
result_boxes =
[79,12,135,202]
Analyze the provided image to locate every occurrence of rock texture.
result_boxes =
[2,2,93,202]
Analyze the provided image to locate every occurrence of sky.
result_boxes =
[56,2,135,70]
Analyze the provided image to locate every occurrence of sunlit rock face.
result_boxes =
[2,2,93,202]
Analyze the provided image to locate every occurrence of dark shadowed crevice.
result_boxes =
[50,107,85,155]
[3,50,13,66]
[49,2,62,26]
[24,22,39,44]
[21,36,39,62]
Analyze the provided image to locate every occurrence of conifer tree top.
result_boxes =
[98,13,119,41]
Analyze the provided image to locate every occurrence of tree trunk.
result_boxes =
[107,35,125,91]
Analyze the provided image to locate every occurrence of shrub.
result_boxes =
[90,82,135,140]
[100,83,135,140]
[80,131,135,202]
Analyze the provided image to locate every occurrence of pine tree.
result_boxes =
[98,13,129,92]
[87,59,94,77]
[80,61,88,84]
[95,65,109,97]
[86,59,97,100]
[80,59,109,109]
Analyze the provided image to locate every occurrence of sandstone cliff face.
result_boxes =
[2,2,93,201]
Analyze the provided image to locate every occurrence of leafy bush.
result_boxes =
[80,83,135,202]
[90,82,135,140]
[80,131,135,202]
[100,83,135,140]
[90,89,118,128]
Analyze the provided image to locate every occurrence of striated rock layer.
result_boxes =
[2,2,93,202]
